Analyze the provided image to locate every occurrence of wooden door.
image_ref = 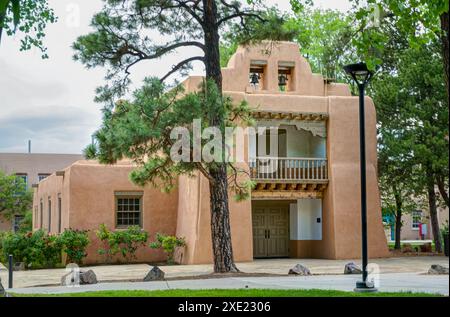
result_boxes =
[252,203,289,258]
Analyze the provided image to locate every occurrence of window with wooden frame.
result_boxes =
[58,194,62,233]
[412,210,422,230]
[39,199,43,229]
[47,196,52,232]
[115,192,143,228]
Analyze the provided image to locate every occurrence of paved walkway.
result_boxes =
[7,273,449,296]
[1,256,448,289]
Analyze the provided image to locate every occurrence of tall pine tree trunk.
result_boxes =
[203,0,238,273]
[426,166,443,253]
[436,175,449,208]
[393,185,402,250]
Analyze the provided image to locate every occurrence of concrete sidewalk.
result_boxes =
[1,256,448,289]
[7,273,449,296]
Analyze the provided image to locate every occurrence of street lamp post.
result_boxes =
[343,62,377,292]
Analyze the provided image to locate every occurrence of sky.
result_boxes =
[0,0,352,154]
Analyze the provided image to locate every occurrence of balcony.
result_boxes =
[249,157,328,199]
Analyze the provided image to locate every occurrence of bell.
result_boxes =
[278,74,288,87]
[250,72,260,85]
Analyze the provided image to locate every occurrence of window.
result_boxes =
[412,210,422,230]
[58,194,62,233]
[14,173,28,194]
[39,199,43,229]
[13,215,24,233]
[38,174,51,182]
[115,193,143,228]
[48,197,52,232]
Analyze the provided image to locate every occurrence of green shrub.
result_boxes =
[96,224,148,262]
[441,220,449,236]
[58,229,90,265]
[0,230,63,269]
[18,210,33,233]
[149,233,185,264]
[0,231,7,263]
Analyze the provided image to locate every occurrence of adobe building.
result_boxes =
[0,152,83,232]
[32,42,390,265]
[384,206,449,241]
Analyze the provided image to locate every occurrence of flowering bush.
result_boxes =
[149,233,185,264]
[58,228,90,265]
[96,224,148,262]
[0,229,90,269]
[0,230,63,269]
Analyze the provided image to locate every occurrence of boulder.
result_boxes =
[61,272,76,286]
[144,266,165,281]
[13,262,25,271]
[80,270,98,285]
[288,264,311,276]
[428,264,449,275]
[344,262,362,274]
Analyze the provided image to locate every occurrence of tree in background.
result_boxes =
[0,170,32,221]
[0,0,56,57]
[372,42,448,252]
[74,0,294,273]
[287,6,357,82]
[350,0,449,99]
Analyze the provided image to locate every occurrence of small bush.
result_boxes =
[1,230,63,269]
[96,224,148,262]
[18,210,33,233]
[149,233,185,264]
[59,229,90,265]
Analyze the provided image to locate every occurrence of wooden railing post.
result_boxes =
[250,157,328,182]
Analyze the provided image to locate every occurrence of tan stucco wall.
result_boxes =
[325,97,389,259]
[176,171,253,265]
[33,160,179,264]
[0,153,83,189]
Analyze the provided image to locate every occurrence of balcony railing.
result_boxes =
[249,157,328,182]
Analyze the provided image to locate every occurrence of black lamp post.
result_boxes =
[343,62,376,292]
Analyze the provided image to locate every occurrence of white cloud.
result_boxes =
[0,0,351,154]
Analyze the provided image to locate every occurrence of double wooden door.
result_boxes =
[252,203,289,258]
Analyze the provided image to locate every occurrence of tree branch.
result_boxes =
[160,56,204,82]
[174,0,205,28]
[216,0,265,26]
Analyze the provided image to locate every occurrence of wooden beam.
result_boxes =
[256,183,265,190]
[252,191,323,200]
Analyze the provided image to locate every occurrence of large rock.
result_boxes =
[61,271,77,286]
[428,264,449,275]
[344,262,362,274]
[144,266,165,281]
[288,264,311,276]
[80,270,98,285]
[61,269,98,286]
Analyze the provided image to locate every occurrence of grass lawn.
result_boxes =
[9,289,442,297]
[387,241,436,251]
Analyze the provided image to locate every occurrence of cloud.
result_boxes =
[0,105,101,154]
